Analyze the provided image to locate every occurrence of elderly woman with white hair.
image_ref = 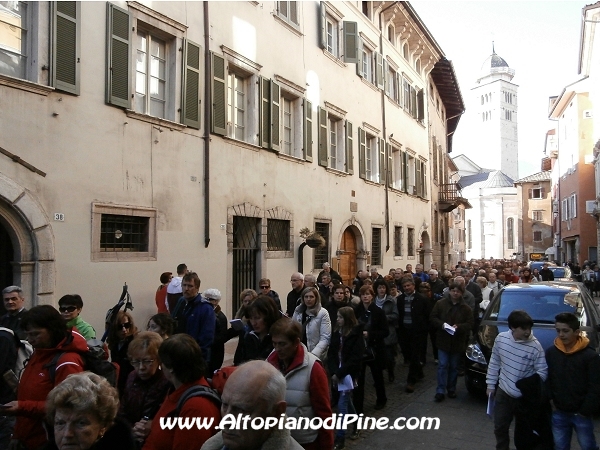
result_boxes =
[44,372,136,450]
[204,288,228,375]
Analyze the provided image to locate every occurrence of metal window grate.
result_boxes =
[314,222,330,268]
[232,216,261,313]
[394,226,402,257]
[407,228,415,257]
[371,228,382,266]
[100,214,149,252]
[267,219,290,251]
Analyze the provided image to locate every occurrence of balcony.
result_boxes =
[438,183,472,212]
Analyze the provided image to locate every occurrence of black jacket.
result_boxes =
[397,291,430,333]
[327,324,365,380]
[545,341,600,416]
[354,302,388,367]
[286,287,304,317]
[323,298,350,324]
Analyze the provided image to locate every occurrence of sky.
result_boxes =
[412,1,591,179]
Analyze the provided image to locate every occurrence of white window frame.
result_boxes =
[135,30,167,119]
[392,146,403,190]
[224,61,259,145]
[325,15,339,57]
[407,154,416,195]
[532,210,543,221]
[365,133,379,182]
[228,72,247,141]
[327,114,345,171]
[276,1,299,28]
[128,4,186,123]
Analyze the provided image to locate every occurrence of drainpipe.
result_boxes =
[203,2,210,248]
[379,2,398,253]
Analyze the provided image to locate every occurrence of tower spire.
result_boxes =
[492,41,495,54]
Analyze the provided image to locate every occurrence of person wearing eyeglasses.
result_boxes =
[107,311,138,396]
[258,278,281,312]
[119,331,171,448]
[58,294,96,340]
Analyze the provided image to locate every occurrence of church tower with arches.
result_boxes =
[472,45,519,181]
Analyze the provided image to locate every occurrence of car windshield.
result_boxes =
[488,286,583,323]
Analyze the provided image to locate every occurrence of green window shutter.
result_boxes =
[53,1,80,95]
[387,143,393,188]
[260,77,270,148]
[383,59,389,96]
[318,107,328,167]
[303,99,313,162]
[211,53,227,136]
[345,120,353,174]
[402,151,408,192]
[358,127,366,179]
[270,80,281,152]
[343,21,358,64]
[375,52,384,90]
[319,2,327,49]
[416,160,422,197]
[423,163,427,198]
[181,39,201,129]
[410,86,417,118]
[378,138,385,184]
[356,37,363,77]
[106,3,130,107]
[417,89,424,121]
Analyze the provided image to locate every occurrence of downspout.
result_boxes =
[203,2,210,248]
[379,2,398,253]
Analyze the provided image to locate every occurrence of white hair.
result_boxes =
[202,288,221,301]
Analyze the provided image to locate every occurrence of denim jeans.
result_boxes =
[552,410,599,450]
[336,390,356,440]
[436,349,460,394]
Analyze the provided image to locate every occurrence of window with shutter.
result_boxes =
[106,3,131,108]
[270,80,281,152]
[211,53,227,135]
[53,1,80,95]
[378,138,385,184]
[343,21,358,64]
[303,99,313,161]
[371,228,382,266]
[0,1,34,80]
[279,92,302,158]
[318,107,328,167]
[358,127,366,179]
[135,30,167,118]
[182,40,201,129]
[375,53,384,90]
[345,120,353,174]
[417,89,424,121]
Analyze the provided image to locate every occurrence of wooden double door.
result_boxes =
[338,227,357,287]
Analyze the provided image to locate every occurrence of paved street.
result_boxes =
[224,337,600,449]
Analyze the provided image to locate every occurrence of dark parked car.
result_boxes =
[465,281,600,396]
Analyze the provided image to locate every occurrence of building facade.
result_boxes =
[548,79,596,264]
[0,1,463,328]
[514,171,553,261]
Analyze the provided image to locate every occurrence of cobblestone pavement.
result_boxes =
[224,340,600,449]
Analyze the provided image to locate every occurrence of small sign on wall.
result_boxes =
[54,213,65,221]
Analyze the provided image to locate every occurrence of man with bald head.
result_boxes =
[286,273,305,317]
[201,360,303,450]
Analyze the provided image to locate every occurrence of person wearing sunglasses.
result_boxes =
[257,278,281,312]
[58,294,96,340]
[107,311,138,396]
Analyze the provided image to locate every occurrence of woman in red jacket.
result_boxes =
[3,305,87,450]
[142,334,220,450]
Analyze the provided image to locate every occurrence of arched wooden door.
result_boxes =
[339,227,357,286]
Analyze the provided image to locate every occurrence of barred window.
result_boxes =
[100,214,149,252]
[407,227,415,257]
[314,222,330,268]
[267,219,290,251]
[371,228,382,266]
[394,226,403,257]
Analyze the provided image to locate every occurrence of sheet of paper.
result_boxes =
[443,322,455,335]
[487,393,495,418]
[338,374,354,391]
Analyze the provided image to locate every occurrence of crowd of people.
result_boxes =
[0,257,597,450]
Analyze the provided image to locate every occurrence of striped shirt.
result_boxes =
[486,330,548,398]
